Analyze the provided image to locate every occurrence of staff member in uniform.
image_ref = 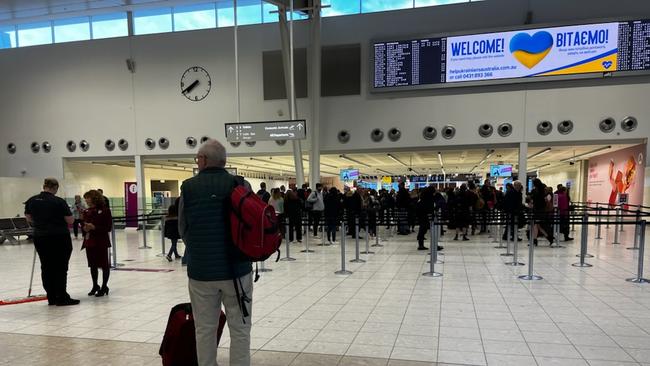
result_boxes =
[25,178,80,306]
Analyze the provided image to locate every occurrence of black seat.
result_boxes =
[12,218,30,229]
[0,219,15,230]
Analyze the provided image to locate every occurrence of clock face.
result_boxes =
[181,66,211,102]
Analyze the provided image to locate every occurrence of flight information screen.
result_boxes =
[372,18,650,91]
[373,38,446,88]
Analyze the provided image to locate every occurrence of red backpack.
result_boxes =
[230,184,282,264]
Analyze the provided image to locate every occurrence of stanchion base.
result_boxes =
[360,251,375,254]
[571,263,593,267]
[316,244,330,246]
[279,257,296,262]
[350,259,366,263]
[595,236,603,240]
[138,246,152,249]
[371,244,384,247]
[300,249,315,253]
[494,245,507,249]
[156,253,166,257]
[335,270,353,275]
[111,263,125,269]
[505,262,525,266]
[626,247,640,250]
[427,260,444,264]
[422,272,443,277]
[612,242,621,245]
[519,275,543,281]
[500,253,513,257]
[626,277,650,283]
[551,245,566,249]
[575,254,594,258]
[258,268,272,272]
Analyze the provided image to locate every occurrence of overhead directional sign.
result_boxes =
[225,119,307,142]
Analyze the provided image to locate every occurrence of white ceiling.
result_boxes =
[82,143,636,178]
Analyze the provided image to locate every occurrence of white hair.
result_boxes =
[198,139,227,168]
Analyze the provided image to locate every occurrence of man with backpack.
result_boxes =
[179,139,253,366]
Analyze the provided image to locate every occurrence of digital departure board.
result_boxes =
[373,38,446,88]
[372,19,650,91]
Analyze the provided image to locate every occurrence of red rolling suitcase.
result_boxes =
[159,303,226,366]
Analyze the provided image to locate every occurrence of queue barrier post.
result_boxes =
[301,218,314,253]
[157,217,167,257]
[628,210,641,250]
[626,220,649,283]
[110,218,123,268]
[423,218,442,278]
[620,205,625,233]
[506,215,524,266]
[27,246,38,297]
[501,214,513,257]
[335,220,353,275]
[350,217,365,263]
[361,220,374,255]
[139,215,151,249]
[595,207,603,240]
[280,218,296,262]
[494,211,506,248]
[520,219,543,281]
[572,214,593,268]
[552,208,565,249]
[613,208,621,245]
[259,260,272,272]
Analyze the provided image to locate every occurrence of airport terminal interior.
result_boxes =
[1,0,650,365]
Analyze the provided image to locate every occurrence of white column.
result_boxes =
[309,0,322,187]
[518,142,528,199]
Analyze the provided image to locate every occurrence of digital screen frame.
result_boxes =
[490,164,513,177]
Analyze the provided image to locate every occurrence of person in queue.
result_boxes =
[164,203,182,262]
[257,182,270,203]
[82,190,113,297]
[502,181,524,242]
[269,188,285,238]
[179,139,253,366]
[556,185,573,241]
[307,183,325,238]
[284,189,303,243]
[71,194,87,240]
[97,188,110,208]
[25,178,79,306]
[324,187,341,244]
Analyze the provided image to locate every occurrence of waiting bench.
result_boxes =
[0,218,33,244]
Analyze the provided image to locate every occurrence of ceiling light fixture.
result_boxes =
[527,147,552,160]
[387,153,409,168]
[528,163,551,171]
[376,168,395,176]
[339,154,370,168]
[437,152,444,167]
[560,145,612,162]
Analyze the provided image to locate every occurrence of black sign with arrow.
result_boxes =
[225,119,307,142]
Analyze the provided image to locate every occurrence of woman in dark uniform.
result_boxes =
[82,190,113,297]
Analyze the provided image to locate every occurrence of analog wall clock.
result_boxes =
[181,66,211,101]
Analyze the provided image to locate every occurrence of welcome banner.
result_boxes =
[446,22,620,82]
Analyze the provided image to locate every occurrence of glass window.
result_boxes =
[173,3,217,31]
[133,7,172,35]
[237,0,262,26]
[17,22,52,47]
[53,17,90,43]
[322,0,360,17]
[361,0,412,13]
[415,0,469,6]
[91,12,128,39]
[0,26,17,49]
[217,1,235,27]
[262,3,278,23]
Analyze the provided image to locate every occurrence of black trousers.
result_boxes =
[417,217,429,247]
[72,219,84,238]
[33,234,73,303]
[288,216,302,242]
[312,211,322,236]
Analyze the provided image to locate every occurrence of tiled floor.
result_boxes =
[1,223,649,365]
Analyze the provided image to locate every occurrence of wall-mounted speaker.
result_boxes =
[42,141,51,153]
[186,137,197,148]
[275,140,287,146]
[6,143,16,154]
[30,142,40,153]
[599,117,615,133]
[621,116,637,132]
[422,126,437,140]
[158,137,170,150]
[66,140,77,152]
[441,125,456,139]
[145,138,156,150]
[558,120,573,135]
[79,140,90,152]
[498,123,513,137]
[388,128,401,142]
[370,128,384,142]
[126,58,136,73]
[537,120,553,135]
[105,139,116,151]
[200,136,210,144]
[338,130,350,144]
[118,139,128,151]
[478,124,493,138]
[230,141,241,148]
[245,141,256,147]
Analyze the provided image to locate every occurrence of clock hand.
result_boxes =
[182,80,200,94]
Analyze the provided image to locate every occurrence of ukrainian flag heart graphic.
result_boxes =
[509,31,554,69]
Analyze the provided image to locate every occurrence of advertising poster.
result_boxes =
[587,144,645,207]
[446,22,619,82]
[124,182,138,228]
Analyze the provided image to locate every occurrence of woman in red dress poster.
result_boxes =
[82,190,113,297]
[608,156,637,209]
